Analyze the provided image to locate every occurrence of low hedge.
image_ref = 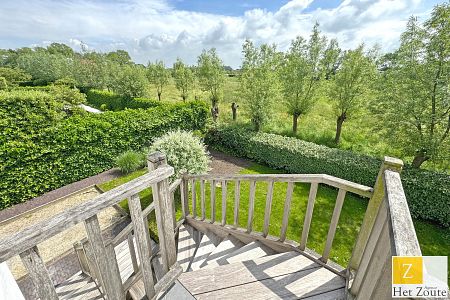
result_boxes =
[206,126,450,227]
[86,89,161,111]
[0,100,209,208]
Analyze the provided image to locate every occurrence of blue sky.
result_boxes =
[0,0,443,67]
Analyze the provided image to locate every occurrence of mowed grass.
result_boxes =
[98,162,449,271]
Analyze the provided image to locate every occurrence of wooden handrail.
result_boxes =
[0,166,173,263]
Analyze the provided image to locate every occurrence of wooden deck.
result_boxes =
[178,251,346,300]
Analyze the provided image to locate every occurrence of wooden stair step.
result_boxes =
[177,224,197,272]
[200,235,245,269]
[179,251,345,299]
[220,240,276,265]
[188,231,222,271]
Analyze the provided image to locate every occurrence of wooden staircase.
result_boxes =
[167,224,346,299]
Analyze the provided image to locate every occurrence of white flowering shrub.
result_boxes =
[150,130,210,177]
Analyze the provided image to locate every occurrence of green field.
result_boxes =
[98,161,449,272]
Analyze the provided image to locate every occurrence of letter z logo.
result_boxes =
[393,257,423,284]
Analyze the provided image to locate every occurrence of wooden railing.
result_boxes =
[181,173,374,264]
[0,152,181,300]
[348,157,422,299]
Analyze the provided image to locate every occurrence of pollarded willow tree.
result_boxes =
[374,5,450,168]
[197,48,226,121]
[240,40,280,131]
[147,60,170,101]
[279,23,326,134]
[328,45,377,144]
[173,58,194,101]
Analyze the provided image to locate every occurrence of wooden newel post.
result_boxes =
[148,152,177,272]
[349,156,403,271]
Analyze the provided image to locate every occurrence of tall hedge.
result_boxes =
[0,101,208,208]
[206,126,450,227]
[86,89,161,111]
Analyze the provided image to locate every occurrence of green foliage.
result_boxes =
[49,85,86,105]
[0,67,31,86]
[206,126,450,227]
[172,58,195,101]
[115,151,145,174]
[86,89,160,111]
[197,48,226,111]
[147,60,170,101]
[112,65,148,99]
[0,100,209,208]
[54,77,77,88]
[149,130,210,177]
[240,40,280,131]
[0,77,7,90]
[373,6,450,168]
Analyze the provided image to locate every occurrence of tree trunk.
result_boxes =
[334,113,346,144]
[231,103,238,121]
[211,106,219,122]
[292,113,299,134]
[182,95,186,102]
[157,92,161,101]
[412,152,429,168]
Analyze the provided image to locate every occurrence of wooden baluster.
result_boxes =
[321,188,346,262]
[211,180,216,223]
[247,181,256,233]
[191,179,197,219]
[221,180,227,226]
[263,181,274,237]
[129,194,156,298]
[299,182,318,250]
[233,180,241,228]
[20,246,58,300]
[279,182,294,242]
[180,175,190,217]
[85,215,125,300]
[127,232,139,274]
[148,152,177,270]
[200,179,206,220]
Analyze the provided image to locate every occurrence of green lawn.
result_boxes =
[99,162,449,272]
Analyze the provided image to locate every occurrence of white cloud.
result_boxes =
[0,0,438,68]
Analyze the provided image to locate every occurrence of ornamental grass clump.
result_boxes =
[150,130,210,177]
[115,151,145,174]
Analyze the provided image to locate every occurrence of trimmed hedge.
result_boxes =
[86,89,161,111]
[206,126,450,227]
[0,101,209,208]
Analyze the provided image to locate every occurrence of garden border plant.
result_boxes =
[205,125,450,227]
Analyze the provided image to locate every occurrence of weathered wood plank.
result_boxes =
[191,179,197,219]
[263,181,274,237]
[153,263,183,300]
[127,233,139,274]
[201,236,245,269]
[233,180,241,228]
[279,182,294,242]
[19,246,58,300]
[189,232,221,271]
[177,224,197,272]
[0,166,173,263]
[200,179,206,220]
[84,215,124,300]
[128,194,156,298]
[383,170,421,256]
[180,177,189,217]
[299,182,318,250]
[221,181,227,226]
[220,241,276,265]
[210,180,216,223]
[321,189,346,262]
[169,179,181,194]
[247,181,256,233]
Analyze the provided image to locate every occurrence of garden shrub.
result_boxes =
[115,151,145,174]
[86,89,161,111]
[206,126,450,227]
[0,100,209,208]
[149,130,210,177]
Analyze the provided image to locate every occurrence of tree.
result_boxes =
[240,40,280,131]
[374,5,450,168]
[113,65,148,99]
[279,23,326,134]
[0,77,7,90]
[173,58,194,101]
[0,67,31,86]
[328,45,376,144]
[106,50,132,65]
[197,48,225,121]
[147,60,170,101]
[321,38,341,80]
